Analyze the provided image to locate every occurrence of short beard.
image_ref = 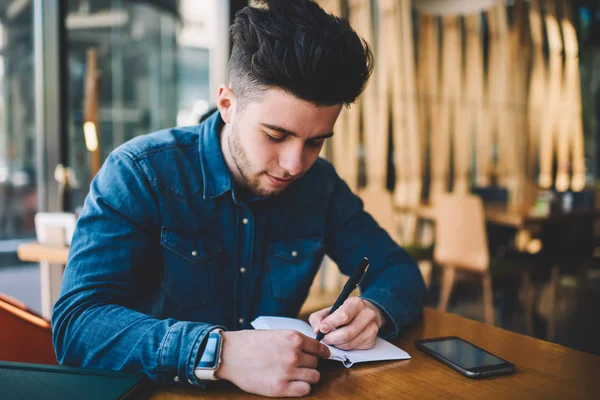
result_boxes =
[227,123,283,198]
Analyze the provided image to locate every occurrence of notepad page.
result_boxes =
[251,316,410,367]
[252,316,314,336]
[344,337,410,365]
[250,317,348,362]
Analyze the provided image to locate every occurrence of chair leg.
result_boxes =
[438,266,456,312]
[482,271,494,325]
[576,260,589,310]
[547,265,560,342]
[418,260,433,288]
[522,269,536,336]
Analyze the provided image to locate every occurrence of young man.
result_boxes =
[52,0,424,397]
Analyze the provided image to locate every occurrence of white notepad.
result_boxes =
[251,316,410,368]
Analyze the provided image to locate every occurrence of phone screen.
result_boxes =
[421,338,507,369]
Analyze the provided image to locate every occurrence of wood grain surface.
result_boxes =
[148,308,599,399]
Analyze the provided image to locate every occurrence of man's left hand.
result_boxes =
[308,297,386,351]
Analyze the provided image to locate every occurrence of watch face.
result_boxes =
[197,333,221,369]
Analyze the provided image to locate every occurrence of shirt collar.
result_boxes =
[198,110,234,200]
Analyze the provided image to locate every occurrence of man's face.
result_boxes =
[219,87,342,197]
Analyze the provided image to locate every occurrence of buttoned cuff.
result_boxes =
[158,321,226,388]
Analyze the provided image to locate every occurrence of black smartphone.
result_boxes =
[415,336,515,379]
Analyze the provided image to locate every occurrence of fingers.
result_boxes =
[275,335,322,398]
[327,323,379,351]
[294,353,319,369]
[284,330,331,359]
[280,381,312,397]
[321,319,367,348]
[308,306,332,334]
[291,367,321,384]
[318,297,364,335]
[319,299,382,349]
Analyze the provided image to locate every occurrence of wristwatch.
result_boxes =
[194,329,224,381]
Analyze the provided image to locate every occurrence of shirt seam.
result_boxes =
[158,322,178,378]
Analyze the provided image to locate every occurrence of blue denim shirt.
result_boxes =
[52,111,424,387]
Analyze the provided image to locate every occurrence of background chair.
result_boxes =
[0,293,56,364]
[434,193,495,324]
[434,193,533,326]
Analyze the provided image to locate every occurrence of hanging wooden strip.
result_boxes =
[417,15,431,191]
[464,14,489,189]
[394,0,422,244]
[487,2,514,199]
[554,0,575,191]
[527,0,545,199]
[378,0,402,192]
[555,63,574,191]
[417,14,440,204]
[358,0,400,243]
[348,0,377,194]
[431,15,460,201]
[348,0,377,136]
[507,0,532,209]
[539,0,563,189]
[559,0,585,192]
[451,13,470,196]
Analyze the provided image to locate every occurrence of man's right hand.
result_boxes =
[216,330,331,397]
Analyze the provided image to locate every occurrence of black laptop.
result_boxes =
[0,361,146,400]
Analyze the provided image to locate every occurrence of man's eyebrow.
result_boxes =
[261,123,334,140]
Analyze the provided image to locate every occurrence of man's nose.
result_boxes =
[279,143,304,177]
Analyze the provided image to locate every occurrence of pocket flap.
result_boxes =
[268,237,323,262]
[160,227,222,263]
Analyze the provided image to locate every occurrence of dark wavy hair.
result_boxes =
[229,0,374,108]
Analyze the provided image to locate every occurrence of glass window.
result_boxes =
[0,0,40,313]
[65,0,180,206]
[64,0,218,208]
[0,1,37,241]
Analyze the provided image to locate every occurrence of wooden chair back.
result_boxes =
[434,193,489,272]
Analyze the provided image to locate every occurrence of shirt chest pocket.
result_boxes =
[160,227,222,307]
[267,237,324,302]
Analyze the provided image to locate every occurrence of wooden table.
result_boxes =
[17,242,70,265]
[148,308,599,399]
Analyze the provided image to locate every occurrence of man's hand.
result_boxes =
[308,297,386,351]
[216,330,331,397]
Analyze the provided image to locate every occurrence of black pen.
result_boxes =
[315,257,370,341]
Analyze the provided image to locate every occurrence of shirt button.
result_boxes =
[173,376,180,383]
[239,318,244,324]
[242,218,249,225]
[191,250,198,257]
[240,267,246,273]
[291,250,298,258]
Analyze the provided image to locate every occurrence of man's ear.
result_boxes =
[217,84,236,124]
